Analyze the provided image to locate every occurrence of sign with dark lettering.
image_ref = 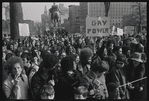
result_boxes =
[86,17,110,36]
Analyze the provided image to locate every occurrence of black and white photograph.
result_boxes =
[2,2,147,100]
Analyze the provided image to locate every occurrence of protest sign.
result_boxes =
[124,26,134,35]
[86,17,110,37]
[111,26,116,35]
[19,23,30,36]
[117,28,123,36]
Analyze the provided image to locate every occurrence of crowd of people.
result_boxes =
[2,31,147,100]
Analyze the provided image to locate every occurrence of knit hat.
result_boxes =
[80,48,93,65]
[91,56,109,73]
[107,82,119,92]
[43,53,59,69]
[116,54,126,63]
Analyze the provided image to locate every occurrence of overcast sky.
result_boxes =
[2,2,79,22]
[22,2,79,22]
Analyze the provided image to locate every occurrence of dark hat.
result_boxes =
[116,54,126,63]
[61,55,76,72]
[135,43,144,53]
[107,82,119,92]
[91,56,109,73]
[80,48,93,65]
[130,52,143,63]
[43,53,59,69]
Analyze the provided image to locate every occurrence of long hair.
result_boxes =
[80,48,93,66]
[61,55,76,74]
[6,56,24,75]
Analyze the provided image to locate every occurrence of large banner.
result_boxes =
[86,17,110,37]
[19,23,30,36]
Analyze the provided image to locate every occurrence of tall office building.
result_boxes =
[79,2,136,33]
[59,3,69,24]
[68,5,80,33]
[41,5,50,32]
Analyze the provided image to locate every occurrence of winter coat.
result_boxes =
[79,70,109,99]
[3,74,29,99]
[31,67,56,99]
[109,65,130,99]
[125,61,145,99]
[55,71,80,100]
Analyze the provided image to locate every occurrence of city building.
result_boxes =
[41,5,50,33]
[79,2,137,33]
[68,5,80,33]
[59,3,69,15]
[61,19,70,32]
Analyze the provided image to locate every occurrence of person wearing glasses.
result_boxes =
[109,54,130,99]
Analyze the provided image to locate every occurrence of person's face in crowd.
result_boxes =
[76,56,80,64]
[30,68,37,76]
[14,43,18,50]
[68,42,71,46]
[78,39,82,44]
[109,43,114,50]
[74,94,87,99]
[77,48,81,55]
[140,36,144,40]
[2,46,7,52]
[136,37,140,43]
[69,46,73,53]
[12,63,22,77]
[116,61,124,69]
[103,48,107,57]
[109,88,120,99]
[61,52,66,59]
[32,40,36,45]
[55,51,59,56]
[67,69,75,77]
[33,56,38,63]
[73,61,77,70]
[118,48,122,55]
[41,92,55,99]
[44,45,48,50]
[133,60,140,67]
[22,57,28,64]
[17,52,22,57]
[51,41,54,45]
[126,50,131,58]
[97,41,103,48]
[56,40,59,44]
[87,56,92,65]
[126,40,131,46]
[10,44,14,51]
[139,44,144,53]
[2,52,6,60]
[4,41,7,46]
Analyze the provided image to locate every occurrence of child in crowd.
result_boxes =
[74,86,88,99]
[107,82,121,99]
[40,85,55,99]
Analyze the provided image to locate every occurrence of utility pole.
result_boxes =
[104,2,110,17]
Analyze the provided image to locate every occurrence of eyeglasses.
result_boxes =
[117,61,124,65]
